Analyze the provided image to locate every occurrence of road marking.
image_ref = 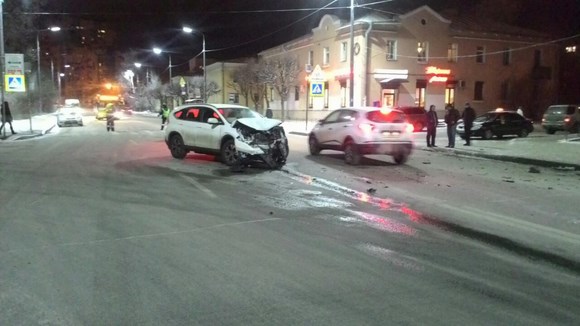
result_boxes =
[180,173,217,198]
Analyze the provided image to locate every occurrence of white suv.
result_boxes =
[308,107,414,165]
[164,104,289,169]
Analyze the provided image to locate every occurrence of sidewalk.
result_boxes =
[282,120,580,170]
[0,114,57,140]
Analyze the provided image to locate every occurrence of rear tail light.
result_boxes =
[405,123,414,133]
[359,123,375,134]
[564,117,571,123]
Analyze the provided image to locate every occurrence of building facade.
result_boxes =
[258,5,558,121]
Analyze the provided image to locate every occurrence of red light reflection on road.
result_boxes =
[353,211,416,236]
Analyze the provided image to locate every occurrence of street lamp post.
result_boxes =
[36,26,61,118]
[182,26,206,102]
[153,47,172,85]
[349,0,354,107]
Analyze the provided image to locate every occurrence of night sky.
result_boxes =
[39,0,579,63]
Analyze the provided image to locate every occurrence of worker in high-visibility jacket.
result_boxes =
[158,104,170,130]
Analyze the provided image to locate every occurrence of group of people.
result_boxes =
[425,102,476,148]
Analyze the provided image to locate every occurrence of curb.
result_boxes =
[288,130,580,170]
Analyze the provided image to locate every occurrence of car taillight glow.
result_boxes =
[359,123,374,134]
[564,117,571,122]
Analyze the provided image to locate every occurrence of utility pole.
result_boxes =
[349,0,355,107]
[1,0,6,138]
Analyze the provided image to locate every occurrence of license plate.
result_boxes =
[382,131,400,138]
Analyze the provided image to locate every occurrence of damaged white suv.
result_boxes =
[164,103,289,169]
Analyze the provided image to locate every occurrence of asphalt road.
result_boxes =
[1,114,578,325]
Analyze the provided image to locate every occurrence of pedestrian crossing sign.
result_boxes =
[310,82,324,97]
[5,74,26,92]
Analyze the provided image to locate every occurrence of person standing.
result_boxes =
[444,104,460,148]
[159,104,170,130]
[425,104,438,147]
[462,102,476,146]
[0,101,16,135]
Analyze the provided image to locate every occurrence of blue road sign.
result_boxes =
[310,82,324,97]
[6,75,26,92]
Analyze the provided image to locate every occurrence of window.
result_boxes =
[448,43,458,62]
[500,80,510,100]
[445,86,455,105]
[476,46,486,63]
[474,81,484,100]
[183,107,201,121]
[534,50,542,67]
[322,110,342,124]
[295,86,299,101]
[503,48,512,65]
[417,42,428,63]
[339,110,357,122]
[340,80,347,107]
[340,42,348,62]
[415,80,427,107]
[308,50,314,65]
[324,81,329,108]
[323,47,330,65]
[386,40,397,60]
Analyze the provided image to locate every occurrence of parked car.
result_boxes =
[56,107,84,127]
[541,104,580,134]
[395,106,427,132]
[456,109,533,140]
[164,103,289,169]
[308,107,414,165]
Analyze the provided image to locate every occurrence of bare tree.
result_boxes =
[188,76,220,102]
[258,56,300,121]
[228,64,253,106]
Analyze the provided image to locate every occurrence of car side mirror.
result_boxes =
[207,117,220,124]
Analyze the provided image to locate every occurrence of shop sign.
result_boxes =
[425,66,451,83]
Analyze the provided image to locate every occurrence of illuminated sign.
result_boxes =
[425,66,451,83]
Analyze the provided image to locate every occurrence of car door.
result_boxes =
[335,109,358,143]
[508,113,526,135]
[180,106,203,146]
[195,107,226,151]
[316,110,343,147]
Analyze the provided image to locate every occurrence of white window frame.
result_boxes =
[323,47,330,66]
[308,50,314,65]
[340,42,348,62]
[448,43,458,63]
[386,40,397,61]
[417,41,429,63]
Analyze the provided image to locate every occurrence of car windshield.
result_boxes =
[546,106,568,115]
[366,110,406,123]
[474,113,497,122]
[217,107,261,123]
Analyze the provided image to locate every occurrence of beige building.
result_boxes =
[256,5,558,121]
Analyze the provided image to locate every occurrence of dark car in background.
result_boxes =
[456,109,533,140]
[541,104,580,134]
[395,106,427,132]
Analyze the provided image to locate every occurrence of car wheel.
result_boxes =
[413,122,424,132]
[220,138,239,166]
[518,129,529,138]
[169,134,187,159]
[482,129,493,140]
[546,129,556,135]
[344,140,361,165]
[308,135,321,155]
[393,152,408,165]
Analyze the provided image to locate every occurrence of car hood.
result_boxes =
[235,118,283,131]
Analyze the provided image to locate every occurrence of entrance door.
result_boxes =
[382,89,396,107]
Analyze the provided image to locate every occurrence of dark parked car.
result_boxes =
[541,104,580,134]
[395,106,427,132]
[456,109,534,140]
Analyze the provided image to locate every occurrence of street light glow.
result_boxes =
[153,47,162,54]
[134,62,142,68]
[49,26,61,32]
[182,26,193,33]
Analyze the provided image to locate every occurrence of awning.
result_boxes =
[379,78,409,83]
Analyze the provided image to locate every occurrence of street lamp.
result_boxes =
[349,0,354,107]
[57,72,64,103]
[153,47,172,84]
[36,26,61,117]
[182,26,206,102]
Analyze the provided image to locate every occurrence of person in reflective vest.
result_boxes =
[159,104,170,130]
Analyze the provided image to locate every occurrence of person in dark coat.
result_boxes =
[444,104,460,148]
[425,104,438,147]
[462,102,476,146]
[0,101,16,135]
